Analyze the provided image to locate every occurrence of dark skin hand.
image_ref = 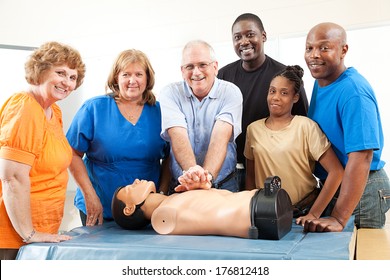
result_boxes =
[302,150,372,232]
[303,216,343,232]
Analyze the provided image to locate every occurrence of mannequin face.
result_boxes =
[116,179,156,216]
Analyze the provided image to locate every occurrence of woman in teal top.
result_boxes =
[66,49,170,226]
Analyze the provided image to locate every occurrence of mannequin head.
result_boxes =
[111,179,156,230]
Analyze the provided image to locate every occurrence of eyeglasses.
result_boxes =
[181,61,215,72]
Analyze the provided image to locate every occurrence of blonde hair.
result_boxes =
[106,49,156,105]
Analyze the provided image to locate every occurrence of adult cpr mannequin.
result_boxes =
[112,178,292,239]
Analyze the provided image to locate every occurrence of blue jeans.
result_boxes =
[218,174,239,192]
[353,168,390,228]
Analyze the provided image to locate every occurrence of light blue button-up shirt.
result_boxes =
[159,78,243,184]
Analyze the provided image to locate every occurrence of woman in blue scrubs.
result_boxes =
[66,49,170,226]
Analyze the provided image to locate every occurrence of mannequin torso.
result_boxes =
[151,189,258,238]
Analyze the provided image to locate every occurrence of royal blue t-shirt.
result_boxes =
[308,67,385,179]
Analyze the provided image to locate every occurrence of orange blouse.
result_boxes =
[0,92,72,249]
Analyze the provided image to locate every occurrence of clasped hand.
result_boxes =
[175,165,213,192]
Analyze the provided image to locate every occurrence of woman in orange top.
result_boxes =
[0,41,86,260]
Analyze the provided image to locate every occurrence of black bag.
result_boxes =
[249,176,293,240]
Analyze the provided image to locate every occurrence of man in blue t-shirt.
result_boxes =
[305,22,390,231]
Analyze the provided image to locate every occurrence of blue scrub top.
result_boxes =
[66,95,169,219]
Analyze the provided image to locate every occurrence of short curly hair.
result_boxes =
[25,41,86,89]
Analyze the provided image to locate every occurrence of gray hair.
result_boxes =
[181,40,216,64]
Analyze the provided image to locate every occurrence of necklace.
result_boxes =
[123,104,143,122]
[116,98,144,123]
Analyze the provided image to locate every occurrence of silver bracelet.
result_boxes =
[22,229,36,243]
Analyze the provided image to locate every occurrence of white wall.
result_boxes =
[1,0,390,230]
